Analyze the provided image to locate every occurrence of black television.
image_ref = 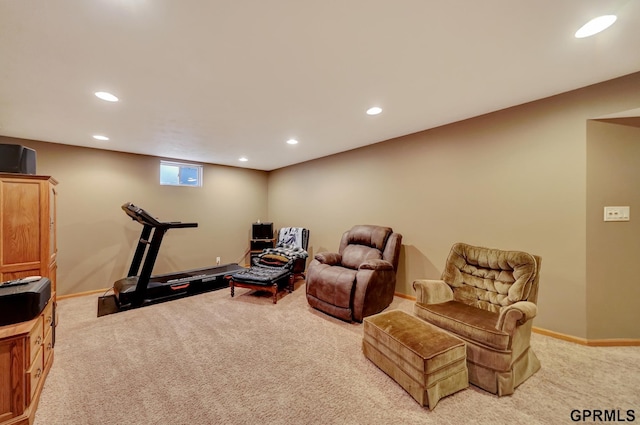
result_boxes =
[0,144,36,174]
[252,222,273,240]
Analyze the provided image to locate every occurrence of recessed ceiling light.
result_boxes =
[366,106,382,115]
[239,157,248,162]
[575,15,617,38]
[95,91,119,102]
[286,139,298,145]
[93,135,109,141]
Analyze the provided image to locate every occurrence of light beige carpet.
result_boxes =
[35,284,640,425]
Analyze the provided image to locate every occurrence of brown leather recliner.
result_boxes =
[306,225,402,322]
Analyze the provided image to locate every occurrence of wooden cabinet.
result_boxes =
[0,297,54,425]
[249,222,275,264]
[0,174,58,292]
[0,174,57,425]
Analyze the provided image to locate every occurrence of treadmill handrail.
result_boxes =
[167,222,198,229]
[121,202,198,229]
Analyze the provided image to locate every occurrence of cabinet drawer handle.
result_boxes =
[46,315,53,325]
[35,368,42,379]
[47,342,53,350]
[34,336,42,346]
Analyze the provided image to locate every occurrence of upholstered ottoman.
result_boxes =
[363,310,468,409]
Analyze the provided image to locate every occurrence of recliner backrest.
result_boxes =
[337,225,397,270]
[442,242,540,313]
[343,225,392,250]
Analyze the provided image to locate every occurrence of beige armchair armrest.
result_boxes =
[496,301,538,333]
[412,279,453,305]
[314,252,341,266]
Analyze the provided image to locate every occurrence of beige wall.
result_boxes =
[0,137,268,296]
[586,120,640,339]
[268,72,640,339]
[2,72,639,339]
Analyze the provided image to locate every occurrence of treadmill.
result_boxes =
[110,202,244,311]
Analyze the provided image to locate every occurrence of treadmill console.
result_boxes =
[121,203,197,229]
[122,202,162,226]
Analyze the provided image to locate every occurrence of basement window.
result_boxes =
[160,160,202,187]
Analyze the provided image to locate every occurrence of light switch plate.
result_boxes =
[604,206,630,222]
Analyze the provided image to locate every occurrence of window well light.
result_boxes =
[95,91,119,102]
[286,139,298,145]
[575,15,617,38]
[93,135,109,141]
[366,106,382,116]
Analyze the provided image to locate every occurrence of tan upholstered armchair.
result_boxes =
[413,242,541,396]
[306,225,402,322]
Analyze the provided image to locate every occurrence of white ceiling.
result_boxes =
[1,0,639,171]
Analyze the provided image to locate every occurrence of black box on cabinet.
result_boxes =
[0,144,37,174]
[0,277,51,326]
[252,222,273,240]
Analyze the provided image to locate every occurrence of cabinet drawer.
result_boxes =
[27,315,44,366]
[27,345,44,403]
[43,326,54,366]
[42,300,54,330]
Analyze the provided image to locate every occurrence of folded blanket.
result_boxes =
[277,227,306,249]
[261,244,308,261]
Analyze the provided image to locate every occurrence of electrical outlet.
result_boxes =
[216,256,221,265]
[604,206,630,222]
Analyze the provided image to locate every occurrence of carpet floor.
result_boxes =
[34,283,640,424]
